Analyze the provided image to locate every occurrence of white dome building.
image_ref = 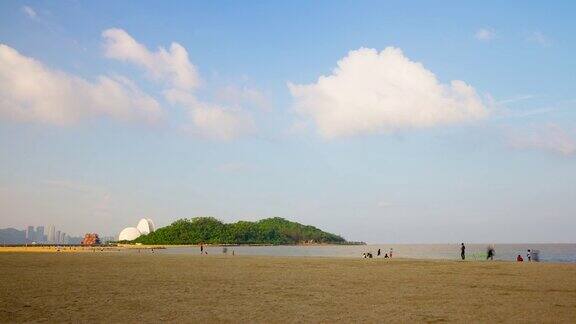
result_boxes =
[118,227,141,241]
[118,218,156,241]
[136,218,156,235]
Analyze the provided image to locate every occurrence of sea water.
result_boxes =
[156,243,576,263]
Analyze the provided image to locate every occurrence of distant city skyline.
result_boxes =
[24,224,70,244]
[0,224,118,245]
[1,1,575,243]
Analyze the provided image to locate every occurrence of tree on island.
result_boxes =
[129,217,349,245]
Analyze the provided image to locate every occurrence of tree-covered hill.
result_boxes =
[132,217,349,245]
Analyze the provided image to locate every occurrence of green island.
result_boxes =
[130,217,360,245]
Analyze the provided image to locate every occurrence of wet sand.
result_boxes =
[1,253,575,323]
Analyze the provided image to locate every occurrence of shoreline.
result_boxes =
[1,246,574,265]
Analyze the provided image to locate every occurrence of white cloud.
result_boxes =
[22,5,37,19]
[102,28,200,90]
[527,31,552,47]
[104,29,256,140]
[289,47,488,138]
[165,89,254,140]
[507,124,576,156]
[0,44,162,125]
[475,28,496,41]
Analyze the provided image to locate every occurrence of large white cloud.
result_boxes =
[103,28,200,91]
[0,44,162,125]
[289,47,488,138]
[103,29,255,140]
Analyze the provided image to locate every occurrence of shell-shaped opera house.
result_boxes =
[118,218,156,241]
[137,218,156,235]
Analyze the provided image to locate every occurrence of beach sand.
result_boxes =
[1,253,575,323]
[0,246,123,253]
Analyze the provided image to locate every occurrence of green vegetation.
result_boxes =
[132,217,349,245]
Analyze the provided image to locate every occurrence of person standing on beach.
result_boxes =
[200,244,204,255]
[377,249,381,257]
[487,245,495,260]
[389,248,393,258]
[460,243,466,260]
[527,249,532,261]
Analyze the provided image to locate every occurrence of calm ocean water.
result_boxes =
[155,243,576,263]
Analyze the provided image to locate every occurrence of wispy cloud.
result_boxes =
[103,28,200,91]
[526,31,552,47]
[21,5,37,19]
[495,95,535,105]
[506,124,576,156]
[103,28,256,140]
[216,85,270,111]
[377,201,394,208]
[475,28,496,42]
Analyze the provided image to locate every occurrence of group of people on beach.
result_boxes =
[460,243,539,262]
[363,248,393,259]
[516,249,539,262]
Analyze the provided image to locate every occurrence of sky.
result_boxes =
[0,1,575,243]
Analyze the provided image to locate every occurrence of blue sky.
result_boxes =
[0,1,575,243]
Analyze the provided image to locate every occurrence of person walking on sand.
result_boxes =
[200,244,204,255]
[377,248,381,257]
[487,245,495,260]
[527,249,532,262]
[460,243,466,260]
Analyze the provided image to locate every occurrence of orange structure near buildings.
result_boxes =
[81,233,101,246]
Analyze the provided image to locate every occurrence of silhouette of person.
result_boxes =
[527,249,532,262]
[377,248,381,256]
[487,246,495,260]
[460,243,466,260]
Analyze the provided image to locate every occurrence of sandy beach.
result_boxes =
[1,253,575,323]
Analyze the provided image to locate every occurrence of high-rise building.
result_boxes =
[60,232,66,245]
[26,226,35,242]
[36,226,45,243]
[47,225,56,244]
[55,230,61,244]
